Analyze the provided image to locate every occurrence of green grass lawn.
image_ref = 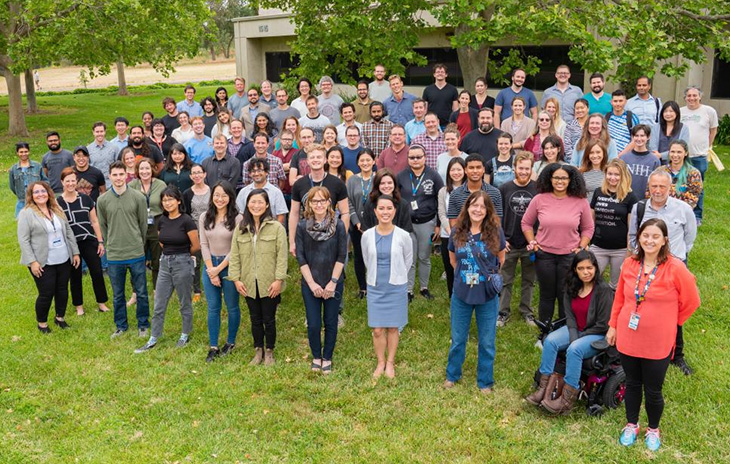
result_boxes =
[0,89,729,463]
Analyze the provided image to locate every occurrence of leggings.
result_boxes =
[620,352,671,429]
[31,260,72,323]
[534,250,572,322]
[245,287,281,349]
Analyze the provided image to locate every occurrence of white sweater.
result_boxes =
[361,226,413,287]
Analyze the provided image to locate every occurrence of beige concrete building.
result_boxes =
[233,9,729,115]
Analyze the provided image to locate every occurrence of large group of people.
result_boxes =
[13,63,715,451]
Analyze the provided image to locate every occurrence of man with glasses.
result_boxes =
[241,88,271,137]
[376,125,410,173]
[318,76,344,125]
[241,133,286,190]
[353,80,372,124]
[397,144,444,302]
[177,85,203,117]
[336,102,363,145]
[202,134,241,188]
[236,158,288,223]
[271,129,298,207]
[341,126,364,174]
[541,65,584,122]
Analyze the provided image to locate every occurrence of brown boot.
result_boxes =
[264,348,275,366]
[542,384,580,415]
[542,373,564,403]
[249,347,263,365]
[526,374,550,405]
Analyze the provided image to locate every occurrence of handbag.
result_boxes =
[468,239,503,300]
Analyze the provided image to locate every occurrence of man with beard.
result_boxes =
[41,131,74,193]
[421,64,459,127]
[494,68,538,128]
[361,101,394,157]
[240,88,271,137]
[626,76,662,125]
[183,117,215,164]
[497,152,538,327]
[336,102,362,145]
[125,126,164,172]
[584,72,612,115]
[540,65,584,122]
[270,88,300,131]
[236,158,288,223]
[241,133,287,190]
[73,146,107,201]
[353,80,372,124]
[271,129,299,204]
[460,108,504,163]
[369,64,391,103]
[86,121,119,188]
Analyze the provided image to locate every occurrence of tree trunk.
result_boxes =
[24,68,38,113]
[224,36,234,59]
[1,65,29,136]
[454,9,493,93]
[209,45,217,61]
[116,59,128,95]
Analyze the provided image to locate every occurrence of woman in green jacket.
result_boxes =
[229,188,288,366]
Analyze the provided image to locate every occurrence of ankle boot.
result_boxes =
[249,347,263,365]
[526,374,550,405]
[542,384,580,415]
[264,348,275,366]
[542,373,563,403]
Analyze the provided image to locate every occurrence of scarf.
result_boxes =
[305,213,336,241]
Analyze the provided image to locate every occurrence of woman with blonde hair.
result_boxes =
[544,97,566,139]
[579,139,608,203]
[524,111,559,160]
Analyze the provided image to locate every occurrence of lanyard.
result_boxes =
[360,174,372,204]
[410,171,425,196]
[44,211,57,232]
[634,260,658,312]
[140,182,152,208]
[309,173,327,188]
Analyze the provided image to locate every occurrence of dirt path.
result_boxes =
[0,58,237,95]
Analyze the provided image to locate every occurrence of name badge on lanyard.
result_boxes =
[628,312,640,330]
[631,260,658,331]
[147,207,154,225]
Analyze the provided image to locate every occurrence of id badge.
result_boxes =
[628,312,640,331]
[147,208,154,225]
[51,235,64,248]
[411,200,418,211]
[465,272,480,286]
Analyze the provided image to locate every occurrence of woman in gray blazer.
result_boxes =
[17,181,80,333]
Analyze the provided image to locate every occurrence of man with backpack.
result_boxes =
[606,89,640,156]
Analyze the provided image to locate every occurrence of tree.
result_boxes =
[206,0,256,60]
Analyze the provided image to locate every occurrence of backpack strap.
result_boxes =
[635,199,647,231]
[626,111,634,132]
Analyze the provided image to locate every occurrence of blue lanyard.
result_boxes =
[634,260,658,312]
[410,171,424,196]
[360,174,372,205]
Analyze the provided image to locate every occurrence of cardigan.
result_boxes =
[500,116,536,145]
[17,208,79,267]
[361,226,413,287]
[562,280,614,343]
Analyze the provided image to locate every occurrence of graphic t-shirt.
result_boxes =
[590,189,638,249]
[499,180,537,249]
[449,230,506,304]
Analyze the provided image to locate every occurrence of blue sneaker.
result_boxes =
[619,423,639,446]
[645,428,661,451]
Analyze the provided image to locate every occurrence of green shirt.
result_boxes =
[97,187,148,261]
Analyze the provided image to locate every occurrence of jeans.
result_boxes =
[69,238,108,306]
[30,260,72,323]
[302,279,343,360]
[108,258,150,331]
[15,199,24,218]
[534,250,573,323]
[203,255,241,347]
[245,287,280,349]
[621,352,671,429]
[689,156,707,221]
[539,326,604,389]
[446,294,499,389]
[441,236,454,297]
[589,245,625,289]
[408,218,436,292]
[499,247,536,318]
[350,226,367,292]
[150,254,194,339]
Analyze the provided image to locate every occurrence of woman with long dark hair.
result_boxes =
[523,110,558,160]
[254,112,278,139]
[658,140,703,208]
[649,101,691,161]
[579,139,608,203]
[346,149,376,298]
[215,86,229,112]
[532,135,567,181]
[160,143,193,192]
[360,169,414,233]
[437,157,466,297]
[563,98,589,162]
[325,146,351,183]
[444,191,506,393]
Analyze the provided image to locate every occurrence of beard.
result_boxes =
[372,114,383,122]
[47,143,60,151]
[132,136,144,145]
[479,123,493,133]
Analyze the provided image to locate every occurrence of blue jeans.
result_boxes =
[539,325,604,389]
[689,156,707,221]
[107,258,149,331]
[15,199,24,218]
[302,279,343,360]
[446,295,499,389]
[203,256,241,347]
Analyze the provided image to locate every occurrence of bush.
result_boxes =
[716,114,730,146]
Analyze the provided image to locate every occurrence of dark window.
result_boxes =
[711,50,730,99]
[266,52,299,82]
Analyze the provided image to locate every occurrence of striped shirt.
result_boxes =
[606,112,639,154]
[447,182,503,219]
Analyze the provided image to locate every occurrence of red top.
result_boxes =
[376,145,409,174]
[609,256,701,359]
[456,112,473,139]
[521,193,594,255]
[272,147,297,194]
[572,288,593,331]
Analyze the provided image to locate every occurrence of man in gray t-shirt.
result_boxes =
[317,76,344,125]
[41,131,74,193]
[270,88,301,131]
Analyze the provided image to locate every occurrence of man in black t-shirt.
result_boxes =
[460,108,503,163]
[422,63,459,127]
[498,152,538,327]
[161,97,181,136]
[73,146,107,201]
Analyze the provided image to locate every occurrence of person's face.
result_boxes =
[94,126,106,142]
[444,132,459,151]
[298,81,310,96]
[459,93,470,107]
[212,186,230,210]
[300,130,315,147]
[152,123,165,138]
[370,105,384,121]
[378,175,395,195]
[374,66,386,81]
[122,152,136,168]
[537,113,551,130]
[250,164,267,184]
[284,119,297,133]
[574,102,588,120]
[449,163,465,184]
[46,135,61,152]
[178,113,189,126]
[639,225,667,256]
[217,89,227,101]
[588,116,603,136]
[17,147,30,162]
[467,196,487,223]
[555,67,570,84]
[512,99,524,116]
[247,193,268,218]
[308,150,325,170]
[323,128,337,144]
[190,166,206,184]
[357,84,369,99]
[497,138,511,155]
[185,88,195,101]
[219,112,230,124]
[276,90,288,105]
[254,137,268,155]
[327,151,342,168]
[261,81,272,96]
[412,102,426,119]
[161,195,181,214]
[143,114,153,127]
[588,145,605,166]
[358,154,374,172]
[110,168,127,188]
[590,78,604,94]
[575,259,596,284]
[192,119,205,135]
[138,161,153,180]
[74,151,89,168]
[171,149,185,165]
[662,106,677,123]
[433,67,447,81]
[668,144,688,166]
[551,168,569,193]
[345,129,360,147]
[636,78,650,96]
[309,192,329,216]
[319,80,332,95]
[374,198,395,224]
[31,184,49,206]
[115,122,128,136]
[230,121,243,138]
[685,89,701,108]
[62,173,77,192]
[256,116,268,130]
[478,112,494,132]
[279,133,294,151]
[306,98,318,114]
[605,167,621,188]
[235,80,245,93]
[514,159,532,183]
[408,149,425,170]
[475,80,486,94]
[390,128,405,146]
[543,143,559,161]
[203,101,215,113]
[130,127,144,144]
[247,90,259,105]
[213,138,227,154]
[512,70,526,87]
[466,161,485,182]
[341,106,355,122]
[545,102,557,118]
[165,101,176,113]
[424,115,439,134]
[632,130,648,148]
[389,78,402,94]
[611,96,626,113]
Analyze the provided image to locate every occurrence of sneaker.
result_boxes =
[420,288,435,300]
[408,292,414,303]
[176,335,190,348]
[534,339,543,351]
[138,327,149,338]
[221,343,235,355]
[192,293,201,303]
[440,271,446,281]
[206,348,220,363]
[524,314,537,327]
[338,314,345,328]
[619,423,639,446]
[496,314,509,328]
[671,357,694,376]
[644,428,661,451]
[134,341,156,353]
[111,328,127,339]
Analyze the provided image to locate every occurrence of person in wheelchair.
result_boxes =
[526,249,614,414]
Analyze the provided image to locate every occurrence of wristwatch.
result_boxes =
[330,277,339,284]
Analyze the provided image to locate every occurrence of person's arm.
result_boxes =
[402,230,414,271]
[437,188,450,237]
[89,207,105,257]
[674,262,701,326]
[188,229,200,255]
[493,105,503,129]
[288,200,300,256]
[521,198,539,250]
[8,169,16,197]
[452,99,459,112]
[575,201,594,252]
[61,215,81,268]
[336,197,350,232]
[529,106,538,120]
[627,202,639,254]
[684,205,697,254]
[449,250,456,270]
[618,140,635,157]
[564,294,579,343]
[606,262,630,345]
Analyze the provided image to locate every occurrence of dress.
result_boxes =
[367,231,408,328]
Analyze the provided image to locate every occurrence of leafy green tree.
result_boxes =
[206,0,256,60]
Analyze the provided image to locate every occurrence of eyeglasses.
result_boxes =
[161,197,178,203]
[32,189,47,194]
[408,156,424,160]
[551,176,570,181]
[310,199,329,205]
[538,118,551,122]
[250,169,265,174]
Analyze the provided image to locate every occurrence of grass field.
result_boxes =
[0,88,729,463]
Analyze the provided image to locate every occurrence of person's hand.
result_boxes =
[504,241,512,253]
[207,266,220,279]
[309,282,324,298]
[210,275,221,287]
[606,327,616,346]
[357,223,362,232]
[268,280,283,298]
[234,280,248,297]
[30,261,43,278]
[97,242,105,257]
[324,281,337,299]
[432,227,440,241]
[526,240,540,252]
[290,243,296,257]
[72,255,81,268]
[571,247,583,254]
[652,150,662,160]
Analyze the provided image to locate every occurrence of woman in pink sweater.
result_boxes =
[522,164,594,325]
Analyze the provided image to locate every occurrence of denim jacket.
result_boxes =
[9,161,46,200]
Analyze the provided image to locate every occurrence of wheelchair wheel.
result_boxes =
[601,368,626,408]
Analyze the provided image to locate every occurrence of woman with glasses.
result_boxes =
[182,164,210,302]
[524,111,559,160]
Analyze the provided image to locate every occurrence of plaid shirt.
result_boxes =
[411,132,446,169]
[362,119,394,158]
[241,154,286,187]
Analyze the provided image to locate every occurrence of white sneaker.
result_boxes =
[338,314,345,328]
[534,339,543,351]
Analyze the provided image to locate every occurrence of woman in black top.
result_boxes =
[57,168,109,316]
[160,143,193,192]
[360,169,413,233]
[135,186,200,353]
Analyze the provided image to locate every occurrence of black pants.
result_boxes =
[620,352,671,429]
[674,325,685,360]
[441,236,454,297]
[534,250,572,322]
[31,260,72,323]
[70,239,108,306]
[245,287,280,349]
[350,226,367,292]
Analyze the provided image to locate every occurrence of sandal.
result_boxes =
[321,361,332,375]
[311,359,322,372]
